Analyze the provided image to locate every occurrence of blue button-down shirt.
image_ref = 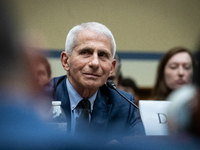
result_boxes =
[66,78,97,135]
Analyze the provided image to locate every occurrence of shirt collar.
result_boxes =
[66,78,97,112]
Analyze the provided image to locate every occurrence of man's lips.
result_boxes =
[84,73,101,78]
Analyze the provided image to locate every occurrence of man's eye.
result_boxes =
[99,52,107,58]
[80,51,86,54]
[80,50,89,55]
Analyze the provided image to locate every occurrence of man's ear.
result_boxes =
[109,59,116,76]
[60,51,69,71]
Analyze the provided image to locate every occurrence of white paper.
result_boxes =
[139,100,171,136]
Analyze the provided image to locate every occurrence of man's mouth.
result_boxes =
[84,73,100,78]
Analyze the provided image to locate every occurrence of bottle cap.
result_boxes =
[52,101,61,106]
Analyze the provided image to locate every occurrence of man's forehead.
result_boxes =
[75,29,114,56]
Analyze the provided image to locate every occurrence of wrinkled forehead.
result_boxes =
[76,29,113,50]
[77,29,114,52]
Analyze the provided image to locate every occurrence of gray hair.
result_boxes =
[65,22,116,58]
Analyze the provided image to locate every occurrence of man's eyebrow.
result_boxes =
[98,49,111,55]
[80,47,94,50]
[77,47,93,52]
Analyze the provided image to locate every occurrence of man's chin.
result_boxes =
[84,81,103,89]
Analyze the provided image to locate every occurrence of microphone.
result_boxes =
[106,79,139,109]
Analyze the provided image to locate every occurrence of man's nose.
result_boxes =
[89,53,100,68]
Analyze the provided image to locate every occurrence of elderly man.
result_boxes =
[44,22,145,140]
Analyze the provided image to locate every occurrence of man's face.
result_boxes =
[164,52,193,90]
[63,29,116,91]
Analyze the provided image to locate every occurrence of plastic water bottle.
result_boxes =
[49,101,67,132]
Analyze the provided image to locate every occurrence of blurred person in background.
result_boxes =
[122,48,200,150]
[19,32,53,118]
[34,52,52,87]
[29,50,53,118]
[151,46,196,100]
[166,45,200,137]
[0,1,75,149]
[118,77,140,106]
[163,47,200,149]
[20,28,52,87]
[108,52,122,87]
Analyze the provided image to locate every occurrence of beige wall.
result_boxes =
[10,0,200,87]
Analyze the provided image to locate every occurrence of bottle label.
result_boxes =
[49,101,67,132]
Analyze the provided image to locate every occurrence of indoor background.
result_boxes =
[9,0,200,90]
